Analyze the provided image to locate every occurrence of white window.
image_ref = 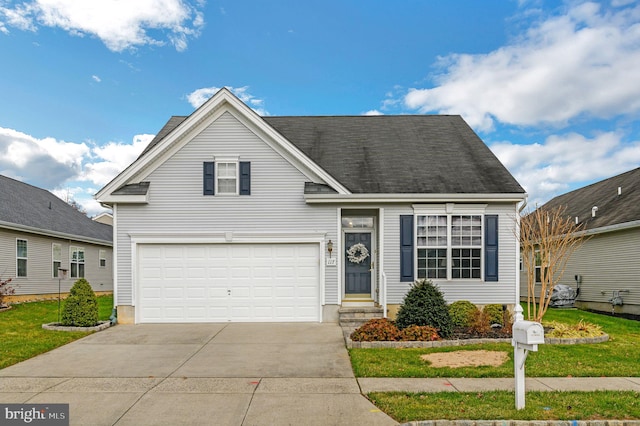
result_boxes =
[16,239,27,277]
[99,249,106,268]
[53,243,62,277]
[70,246,85,278]
[415,206,484,280]
[216,162,238,194]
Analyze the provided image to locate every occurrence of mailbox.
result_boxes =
[513,321,545,345]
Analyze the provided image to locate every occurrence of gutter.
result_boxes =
[304,193,527,204]
[0,220,112,247]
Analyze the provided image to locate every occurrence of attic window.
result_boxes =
[217,162,238,194]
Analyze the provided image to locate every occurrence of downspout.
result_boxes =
[515,198,528,308]
[379,208,386,318]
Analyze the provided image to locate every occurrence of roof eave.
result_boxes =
[0,220,112,246]
[583,219,640,236]
[96,194,149,204]
[304,193,527,204]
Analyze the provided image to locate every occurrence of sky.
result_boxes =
[1,0,639,216]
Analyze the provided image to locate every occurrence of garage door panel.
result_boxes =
[138,243,320,323]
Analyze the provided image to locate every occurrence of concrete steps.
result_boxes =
[338,306,384,328]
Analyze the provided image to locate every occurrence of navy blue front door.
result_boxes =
[345,232,372,294]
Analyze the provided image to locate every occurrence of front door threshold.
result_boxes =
[342,297,375,307]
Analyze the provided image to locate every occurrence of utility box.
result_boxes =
[513,321,545,345]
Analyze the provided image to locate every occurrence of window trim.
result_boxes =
[99,249,106,268]
[413,204,487,281]
[70,246,85,278]
[215,159,239,195]
[16,238,28,278]
[52,243,62,278]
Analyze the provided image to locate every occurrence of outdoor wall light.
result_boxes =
[327,240,333,258]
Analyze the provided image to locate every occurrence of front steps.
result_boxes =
[338,306,384,328]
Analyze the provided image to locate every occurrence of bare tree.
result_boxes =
[520,205,590,322]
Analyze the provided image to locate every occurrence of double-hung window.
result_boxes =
[99,249,107,268]
[52,243,62,277]
[70,246,85,278]
[16,239,27,277]
[415,206,484,281]
[216,162,238,194]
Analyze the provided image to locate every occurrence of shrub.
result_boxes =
[399,325,440,341]
[61,278,99,327]
[350,318,401,341]
[468,308,492,335]
[395,279,453,338]
[448,300,478,328]
[0,277,15,307]
[543,320,604,338]
[483,304,506,326]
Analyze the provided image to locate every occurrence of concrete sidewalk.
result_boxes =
[358,376,640,393]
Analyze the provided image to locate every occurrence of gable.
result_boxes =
[145,111,314,199]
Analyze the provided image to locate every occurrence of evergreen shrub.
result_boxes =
[395,279,453,337]
[448,300,478,328]
[61,278,99,327]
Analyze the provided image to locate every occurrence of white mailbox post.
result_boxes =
[512,305,545,409]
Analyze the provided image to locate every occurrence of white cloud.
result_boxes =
[0,0,205,52]
[363,110,383,116]
[186,86,269,115]
[92,75,101,82]
[0,126,151,215]
[83,134,153,186]
[404,1,640,131]
[0,127,88,188]
[490,132,640,206]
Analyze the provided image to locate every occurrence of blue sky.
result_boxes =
[1,0,639,216]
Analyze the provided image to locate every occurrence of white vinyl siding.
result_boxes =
[114,111,338,306]
[0,229,112,295]
[386,203,519,305]
[520,226,640,309]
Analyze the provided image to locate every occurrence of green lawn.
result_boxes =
[0,295,113,370]
[368,390,640,422]
[350,307,640,378]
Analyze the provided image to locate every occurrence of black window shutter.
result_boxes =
[485,215,499,282]
[239,161,251,195]
[203,162,215,195]
[400,215,414,282]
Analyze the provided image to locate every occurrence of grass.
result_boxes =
[368,391,640,422]
[0,295,113,370]
[350,307,640,378]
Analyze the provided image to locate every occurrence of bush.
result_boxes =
[61,278,99,327]
[399,325,440,341]
[0,277,15,307]
[448,300,478,328]
[395,279,453,338]
[469,308,492,335]
[350,318,400,341]
[483,304,506,326]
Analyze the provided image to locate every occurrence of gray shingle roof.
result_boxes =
[139,114,524,195]
[540,167,640,230]
[0,175,112,244]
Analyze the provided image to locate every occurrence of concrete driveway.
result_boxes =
[0,323,396,426]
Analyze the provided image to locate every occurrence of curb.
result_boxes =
[402,421,640,426]
[42,321,111,332]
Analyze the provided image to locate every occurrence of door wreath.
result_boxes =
[346,243,369,264]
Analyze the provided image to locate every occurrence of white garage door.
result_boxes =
[137,243,320,323]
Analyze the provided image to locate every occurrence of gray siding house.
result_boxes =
[96,88,526,324]
[0,175,113,300]
[520,167,640,317]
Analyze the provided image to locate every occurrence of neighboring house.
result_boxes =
[96,88,526,324]
[92,212,113,226]
[519,167,640,317]
[0,175,113,300]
